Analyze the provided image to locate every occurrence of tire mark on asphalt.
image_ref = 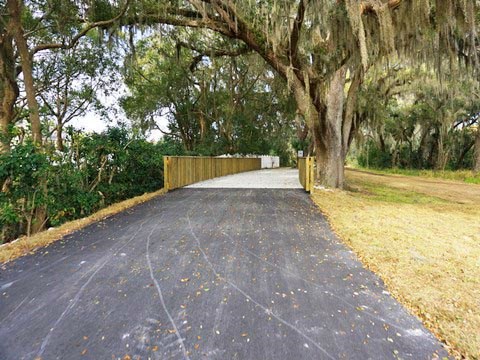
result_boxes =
[186,212,336,360]
[227,231,409,333]
[36,190,196,359]
[0,203,172,328]
[36,217,151,358]
[218,191,411,333]
[205,190,412,335]
[0,255,71,289]
[204,191,244,352]
[146,218,190,360]
[0,290,33,324]
[1,195,168,286]
[284,202,417,334]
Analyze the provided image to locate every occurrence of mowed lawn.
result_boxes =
[312,169,480,359]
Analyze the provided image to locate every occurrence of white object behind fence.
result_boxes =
[260,155,280,168]
[217,154,280,168]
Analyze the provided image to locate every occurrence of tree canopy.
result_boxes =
[117,0,478,186]
[121,28,297,160]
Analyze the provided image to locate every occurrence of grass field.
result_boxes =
[312,169,480,359]
[355,167,480,184]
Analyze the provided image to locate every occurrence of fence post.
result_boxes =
[306,157,311,192]
[309,156,314,192]
[163,156,170,191]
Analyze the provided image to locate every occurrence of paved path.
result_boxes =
[186,168,302,189]
[0,170,449,359]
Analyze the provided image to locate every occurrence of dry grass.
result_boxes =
[347,168,480,204]
[312,172,480,359]
[0,188,166,264]
[351,167,480,184]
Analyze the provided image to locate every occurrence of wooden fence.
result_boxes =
[298,156,315,192]
[163,156,261,190]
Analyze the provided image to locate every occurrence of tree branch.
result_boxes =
[361,0,402,14]
[32,0,131,54]
[176,40,252,71]
[290,0,307,67]
[206,0,290,81]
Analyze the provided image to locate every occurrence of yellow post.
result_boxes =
[306,157,311,192]
[309,156,314,192]
[163,156,170,191]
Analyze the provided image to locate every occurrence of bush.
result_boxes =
[0,142,50,241]
[357,141,392,168]
[0,127,165,243]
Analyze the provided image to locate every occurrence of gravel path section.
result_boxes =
[186,168,302,188]
[0,187,449,359]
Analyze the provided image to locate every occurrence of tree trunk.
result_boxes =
[435,125,451,171]
[474,127,480,174]
[295,114,309,146]
[9,0,47,234]
[428,130,438,169]
[313,67,363,188]
[379,133,386,153]
[392,145,399,167]
[455,140,474,169]
[56,120,64,151]
[314,134,345,188]
[292,66,362,189]
[315,67,348,188]
[417,129,429,168]
[8,0,42,146]
[0,24,18,154]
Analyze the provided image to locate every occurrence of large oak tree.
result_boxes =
[121,0,478,187]
[2,0,478,188]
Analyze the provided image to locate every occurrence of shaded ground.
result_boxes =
[346,168,480,204]
[0,172,449,359]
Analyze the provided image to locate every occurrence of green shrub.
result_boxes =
[0,142,49,241]
[357,141,392,169]
[0,128,165,243]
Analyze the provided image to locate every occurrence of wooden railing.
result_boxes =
[163,156,261,190]
[298,156,315,192]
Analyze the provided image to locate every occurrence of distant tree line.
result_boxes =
[352,66,480,171]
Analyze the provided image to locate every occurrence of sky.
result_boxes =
[69,84,167,142]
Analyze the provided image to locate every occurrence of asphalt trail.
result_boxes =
[0,188,449,359]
